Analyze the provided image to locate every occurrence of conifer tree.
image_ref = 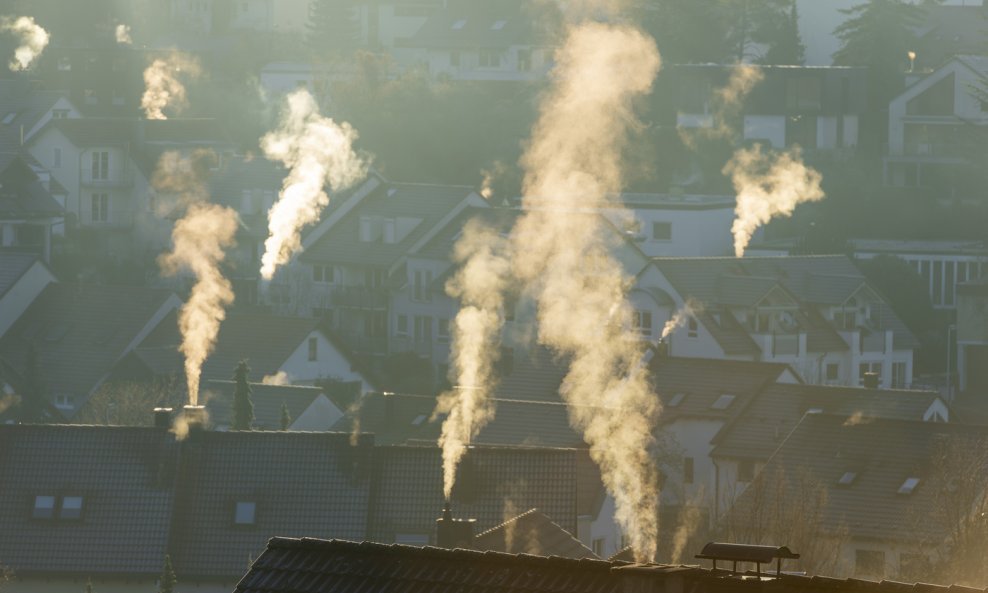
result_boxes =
[159,555,176,593]
[307,0,359,56]
[232,360,254,431]
[19,343,46,423]
[280,402,292,431]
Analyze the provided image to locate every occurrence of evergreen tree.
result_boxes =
[159,555,176,593]
[85,578,94,593]
[307,0,359,56]
[756,0,805,65]
[232,360,254,431]
[280,402,292,431]
[19,343,46,423]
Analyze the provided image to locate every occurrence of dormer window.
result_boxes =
[234,501,256,525]
[898,477,920,495]
[32,495,56,519]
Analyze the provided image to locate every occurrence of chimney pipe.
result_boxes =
[153,407,174,429]
[863,372,879,389]
[435,502,475,549]
[182,404,207,437]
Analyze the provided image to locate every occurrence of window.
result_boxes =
[592,537,606,557]
[834,309,856,330]
[652,221,672,241]
[891,362,907,389]
[91,193,109,223]
[57,57,71,71]
[737,460,755,482]
[438,317,450,343]
[668,392,686,407]
[59,496,83,520]
[855,549,885,578]
[307,337,318,361]
[479,51,501,68]
[234,501,256,525]
[91,151,109,180]
[313,265,336,284]
[414,316,432,342]
[451,19,466,30]
[711,394,736,410]
[518,48,531,72]
[825,363,839,383]
[683,457,694,484]
[687,316,698,338]
[413,270,433,302]
[898,477,920,495]
[53,147,61,168]
[52,109,70,119]
[837,471,857,486]
[1,112,15,125]
[859,362,882,387]
[32,495,56,519]
[632,310,652,337]
[785,77,822,111]
[396,314,409,336]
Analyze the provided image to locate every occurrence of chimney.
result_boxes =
[153,407,174,429]
[862,372,879,390]
[182,404,207,437]
[435,502,475,549]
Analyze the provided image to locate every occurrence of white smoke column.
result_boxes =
[159,203,238,406]
[115,24,132,45]
[435,219,512,500]
[679,64,763,149]
[259,88,368,280]
[508,21,662,562]
[261,371,290,386]
[0,16,49,71]
[141,53,202,120]
[724,144,824,257]
[661,299,704,340]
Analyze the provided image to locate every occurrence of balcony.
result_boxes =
[330,286,390,310]
[80,168,133,188]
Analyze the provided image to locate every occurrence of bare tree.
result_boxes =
[74,377,184,426]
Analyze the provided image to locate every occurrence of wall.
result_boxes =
[611,204,735,258]
[291,394,345,431]
[280,330,374,393]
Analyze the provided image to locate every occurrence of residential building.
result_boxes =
[202,380,345,431]
[604,193,736,258]
[885,55,988,198]
[670,64,867,153]
[644,256,919,388]
[851,239,987,310]
[359,0,445,49]
[0,282,180,417]
[37,45,147,117]
[728,415,988,581]
[956,277,988,394]
[0,422,600,592]
[0,253,55,340]
[0,154,66,263]
[0,79,82,148]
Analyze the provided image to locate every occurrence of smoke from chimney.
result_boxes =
[141,52,202,120]
[115,24,132,45]
[259,88,368,280]
[0,16,49,71]
[661,299,704,340]
[724,144,824,257]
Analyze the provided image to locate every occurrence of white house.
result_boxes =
[603,193,736,258]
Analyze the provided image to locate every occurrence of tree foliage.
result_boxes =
[280,402,292,431]
[232,360,254,431]
[159,555,176,593]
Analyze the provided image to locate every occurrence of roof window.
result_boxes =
[59,496,84,520]
[32,495,56,519]
[451,19,466,30]
[2,112,16,125]
[837,471,857,486]
[491,20,507,30]
[898,477,920,495]
[711,394,736,410]
[411,414,427,426]
[668,393,687,407]
[234,501,256,525]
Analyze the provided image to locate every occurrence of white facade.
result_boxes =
[606,195,735,258]
[279,329,375,393]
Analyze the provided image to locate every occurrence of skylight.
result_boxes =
[451,19,466,30]
[837,471,857,486]
[898,477,920,495]
[491,20,507,30]
[32,495,55,519]
[59,496,84,520]
[235,501,256,525]
[411,414,427,426]
[668,393,687,407]
[711,394,736,410]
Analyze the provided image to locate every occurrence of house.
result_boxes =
[0,252,55,340]
[643,256,920,388]
[728,414,988,581]
[0,152,67,263]
[0,282,180,417]
[710,383,949,524]
[36,44,148,117]
[0,421,602,592]
[956,277,988,394]
[669,64,867,153]
[202,380,344,431]
[128,311,377,394]
[885,55,988,198]
[603,193,736,258]
[0,79,81,147]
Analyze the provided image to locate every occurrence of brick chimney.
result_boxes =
[182,404,207,439]
[153,407,174,429]
[435,502,475,549]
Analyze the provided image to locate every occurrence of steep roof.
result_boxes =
[202,380,329,430]
[712,384,946,461]
[0,251,43,299]
[0,80,72,147]
[301,181,480,269]
[408,1,538,49]
[0,424,178,576]
[473,508,598,559]
[170,431,372,579]
[0,283,179,410]
[0,154,64,219]
[367,445,586,542]
[735,414,988,542]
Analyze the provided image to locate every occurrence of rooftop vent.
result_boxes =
[695,542,800,578]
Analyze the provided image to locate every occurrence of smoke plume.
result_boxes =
[259,88,368,280]
[661,299,704,340]
[153,151,238,406]
[141,53,202,120]
[261,371,290,386]
[115,24,132,45]
[436,219,512,499]
[679,64,762,149]
[0,16,49,71]
[724,144,824,257]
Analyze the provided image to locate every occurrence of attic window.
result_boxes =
[668,392,687,407]
[32,495,56,519]
[451,19,466,30]
[491,20,507,30]
[711,394,736,410]
[59,496,84,520]
[234,501,256,525]
[837,471,857,486]
[411,414,427,426]
[898,477,920,495]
